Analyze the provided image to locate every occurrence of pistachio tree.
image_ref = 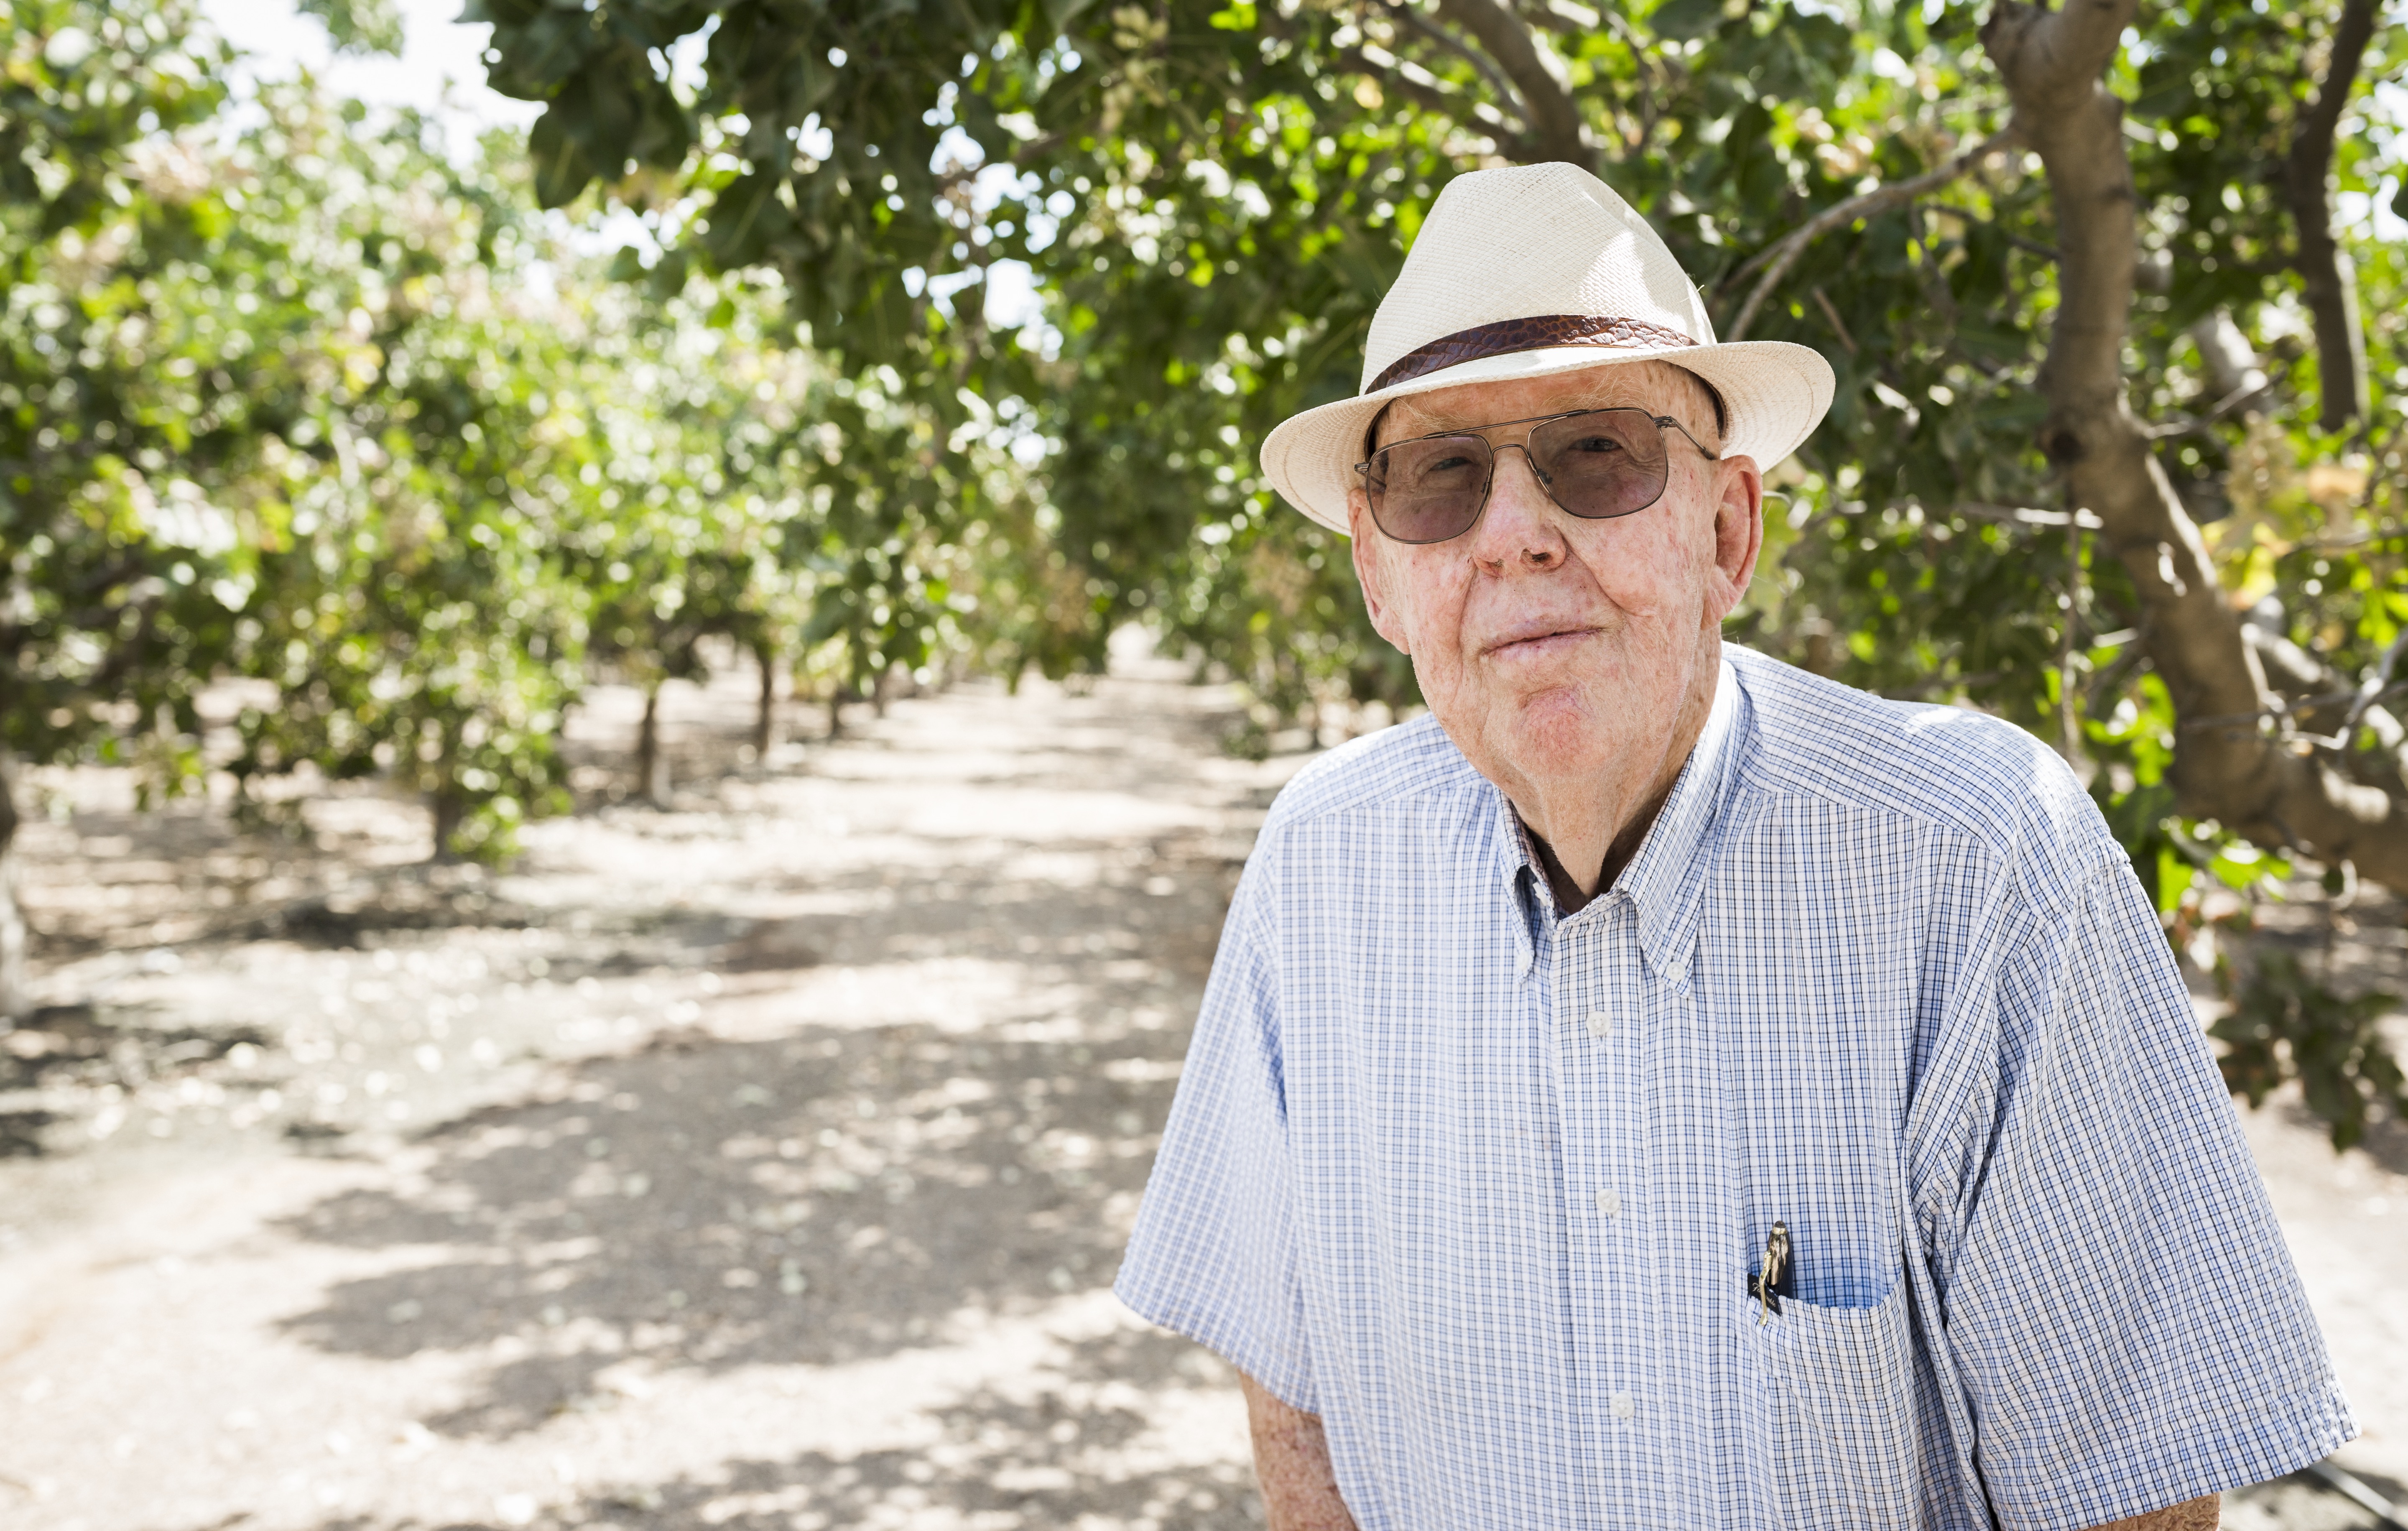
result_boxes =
[1,5,597,1011]
[2,1,258,1015]
[484,0,2408,1143]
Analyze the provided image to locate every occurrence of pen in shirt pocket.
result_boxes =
[1747,1220,1795,1322]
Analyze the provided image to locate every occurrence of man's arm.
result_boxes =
[2087,1498,2219,1530]
[1240,1370,1358,1531]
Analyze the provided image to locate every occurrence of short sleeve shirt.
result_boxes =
[1115,647,2354,1531]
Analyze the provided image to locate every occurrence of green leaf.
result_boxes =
[644,249,691,300]
[2208,842,2288,891]
[1651,0,1725,40]
[297,0,404,54]
[528,107,597,209]
[1785,15,1855,76]
[1207,3,1257,29]
[456,0,539,22]
[2153,847,2193,917]
[1976,386,2050,429]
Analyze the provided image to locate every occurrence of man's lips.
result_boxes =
[1481,623,1604,660]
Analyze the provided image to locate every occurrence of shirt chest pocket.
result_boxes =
[1735,1270,1932,1530]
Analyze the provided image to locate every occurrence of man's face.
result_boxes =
[1347,361,1764,801]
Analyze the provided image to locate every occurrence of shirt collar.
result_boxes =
[1492,657,1744,980]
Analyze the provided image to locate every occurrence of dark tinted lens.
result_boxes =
[1529,410,1668,519]
[1369,434,1492,544]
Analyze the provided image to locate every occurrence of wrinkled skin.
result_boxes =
[1347,359,1759,905]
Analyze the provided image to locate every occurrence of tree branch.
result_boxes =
[1983,0,2132,401]
[2281,0,2378,431]
[1724,130,2015,342]
[1517,0,1603,35]
[1982,0,2408,891]
[1371,0,1527,129]
[1432,0,1594,169]
[0,744,18,861]
[2237,623,2408,791]
[1982,0,2131,116]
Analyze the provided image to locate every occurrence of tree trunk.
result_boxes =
[2297,245,2368,432]
[430,788,466,862]
[752,638,780,760]
[637,682,670,806]
[2281,0,2378,432]
[2189,310,2270,416]
[0,748,26,1024]
[1435,0,1594,170]
[1984,0,2408,891]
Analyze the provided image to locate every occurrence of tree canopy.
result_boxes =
[478,0,2408,1143]
[0,0,1052,1013]
[4,0,2405,1144]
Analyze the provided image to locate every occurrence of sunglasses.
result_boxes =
[1354,407,1720,545]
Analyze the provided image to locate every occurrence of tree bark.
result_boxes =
[430,788,466,861]
[2281,0,2378,432]
[753,639,781,760]
[1433,0,1594,170]
[0,748,26,1024]
[1983,0,2408,891]
[637,682,670,806]
[2188,310,2270,416]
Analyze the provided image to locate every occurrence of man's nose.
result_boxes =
[1469,445,1569,572]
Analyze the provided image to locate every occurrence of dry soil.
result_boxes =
[0,648,2401,1531]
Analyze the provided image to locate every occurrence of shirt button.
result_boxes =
[1612,1390,1635,1421]
[1595,1188,1622,1218]
[1586,1009,1612,1037]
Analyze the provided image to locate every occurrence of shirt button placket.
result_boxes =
[1599,897,1648,1505]
[1559,919,1612,1521]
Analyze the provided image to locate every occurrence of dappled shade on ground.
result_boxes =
[276,1019,1179,1429]
[0,658,1276,1531]
[0,657,2401,1531]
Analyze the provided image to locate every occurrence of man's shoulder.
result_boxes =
[1725,646,2116,885]
[1259,714,1489,835]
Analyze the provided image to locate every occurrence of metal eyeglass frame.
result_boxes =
[1352,407,1722,546]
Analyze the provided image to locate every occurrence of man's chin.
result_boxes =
[1485,691,1640,776]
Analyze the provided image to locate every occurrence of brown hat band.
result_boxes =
[1368,313,1703,395]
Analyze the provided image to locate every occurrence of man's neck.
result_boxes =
[1527,797,1664,914]
[1512,643,1720,913]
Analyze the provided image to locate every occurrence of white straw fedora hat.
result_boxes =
[1261,161,1835,535]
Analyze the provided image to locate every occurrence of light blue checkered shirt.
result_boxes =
[1117,646,2353,1530]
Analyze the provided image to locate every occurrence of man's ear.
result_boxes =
[1347,491,1410,655]
[1704,454,1765,623]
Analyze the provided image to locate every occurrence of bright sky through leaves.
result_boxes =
[199,0,537,150]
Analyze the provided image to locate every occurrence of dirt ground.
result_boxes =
[0,643,2403,1531]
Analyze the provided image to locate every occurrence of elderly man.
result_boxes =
[1114,164,2352,1531]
